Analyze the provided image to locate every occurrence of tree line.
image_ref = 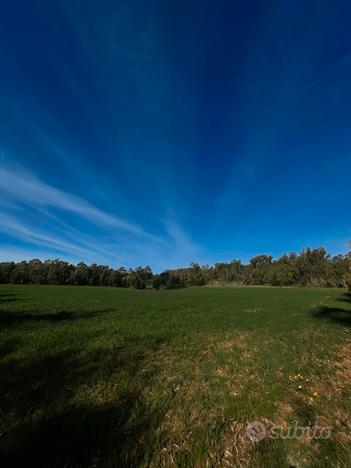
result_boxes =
[0,247,350,289]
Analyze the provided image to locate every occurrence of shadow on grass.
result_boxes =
[0,291,21,304]
[0,338,168,467]
[312,292,351,326]
[1,398,162,468]
[0,290,117,328]
[338,291,351,303]
[0,308,115,327]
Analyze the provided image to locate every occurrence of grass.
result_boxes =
[0,285,351,467]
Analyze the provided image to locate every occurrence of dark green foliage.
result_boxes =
[0,246,350,289]
[125,266,153,289]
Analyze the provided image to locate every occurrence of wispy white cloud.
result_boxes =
[163,217,200,260]
[0,212,116,262]
[0,245,76,263]
[0,163,201,270]
[289,53,351,103]
[0,165,143,235]
[31,206,120,259]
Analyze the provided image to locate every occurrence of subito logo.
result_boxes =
[246,421,267,442]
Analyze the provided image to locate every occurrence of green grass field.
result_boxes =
[0,285,351,467]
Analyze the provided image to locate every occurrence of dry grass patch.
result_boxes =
[275,401,294,425]
[218,331,251,352]
[311,343,351,398]
[220,421,252,468]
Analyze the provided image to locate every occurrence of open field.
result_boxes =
[0,285,351,467]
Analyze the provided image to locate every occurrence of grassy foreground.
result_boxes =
[0,285,351,467]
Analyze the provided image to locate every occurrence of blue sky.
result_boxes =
[0,0,350,271]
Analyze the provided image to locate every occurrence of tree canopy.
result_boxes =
[1,246,350,290]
